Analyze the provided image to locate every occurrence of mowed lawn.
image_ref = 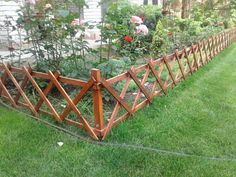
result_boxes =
[1,44,236,177]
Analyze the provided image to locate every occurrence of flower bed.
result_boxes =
[0,28,235,140]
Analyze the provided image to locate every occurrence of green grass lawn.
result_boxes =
[1,43,236,177]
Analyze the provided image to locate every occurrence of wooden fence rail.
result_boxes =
[1,28,236,140]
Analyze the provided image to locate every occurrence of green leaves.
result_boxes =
[57,10,70,17]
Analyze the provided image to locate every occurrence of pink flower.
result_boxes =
[131,16,143,25]
[136,25,149,35]
[71,19,84,26]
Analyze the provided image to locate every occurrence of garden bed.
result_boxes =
[0,28,235,140]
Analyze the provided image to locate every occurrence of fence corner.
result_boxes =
[91,68,104,138]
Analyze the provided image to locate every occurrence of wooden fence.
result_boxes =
[0,28,236,140]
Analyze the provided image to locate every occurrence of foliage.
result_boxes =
[1,0,235,79]
[17,0,93,75]
[151,21,169,57]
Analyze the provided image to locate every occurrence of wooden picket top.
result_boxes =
[0,28,236,140]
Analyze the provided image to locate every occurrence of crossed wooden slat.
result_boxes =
[2,64,38,116]
[0,64,99,139]
[47,71,98,140]
[0,28,235,140]
[22,67,61,122]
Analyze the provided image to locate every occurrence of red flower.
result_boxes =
[124,36,133,43]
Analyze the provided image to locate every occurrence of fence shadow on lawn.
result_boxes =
[0,28,236,140]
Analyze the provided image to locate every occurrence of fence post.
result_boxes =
[91,69,104,137]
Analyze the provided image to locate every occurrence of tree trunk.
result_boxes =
[181,0,188,18]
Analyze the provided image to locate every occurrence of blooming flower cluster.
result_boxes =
[131,16,149,36]
[131,16,143,25]
[124,16,149,44]
[136,24,149,35]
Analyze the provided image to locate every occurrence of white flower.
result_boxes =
[45,4,52,9]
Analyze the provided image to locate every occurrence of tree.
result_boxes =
[181,0,188,18]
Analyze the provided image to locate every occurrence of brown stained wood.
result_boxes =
[216,36,220,54]
[227,32,229,46]
[48,71,98,140]
[102,77,131,140]
[163,55,177,86]
[192,45,199,70]
[221,32,224,49]
[153,89,162,97]
[58,77,87,87]
[3,64,38,116]
[168,53,177,61]
[65,119,84,129]
[91,69,104,133]
[213,36,217,56]
[112,112,130,127]
[0,28,236,140]
[203,40,210,63]
[0,69,8,96]
[15,101,53,119]
[0,80,17,107]
[148,60,167,94]
[175,50,186,80]
[133,99,149,113]
[183,58,190,73]
[216,35,219,54]
[164,72,171,89]
[34,72,60,112]
[212,36,216,57]
[22,67,62,122]
[157,63,164,78]
[221,34,224,50]
[174,69,181,82]
[223,33,226,48]
[150,80,158,99]
[225,33,228,47]
[128,69,152,102]
[197,43,204,66]
[222,32,226,49]
[0,66,87,87]
[134,63,149,73]
[207,38,213,59]
[184,47,193,74]
[107,72,128,84]
[101,79,132,114]
[14,74,29,104]
[60,79,94,120]
[132,67,150,109]
[218,34,221,51]
[153,57,164,65]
